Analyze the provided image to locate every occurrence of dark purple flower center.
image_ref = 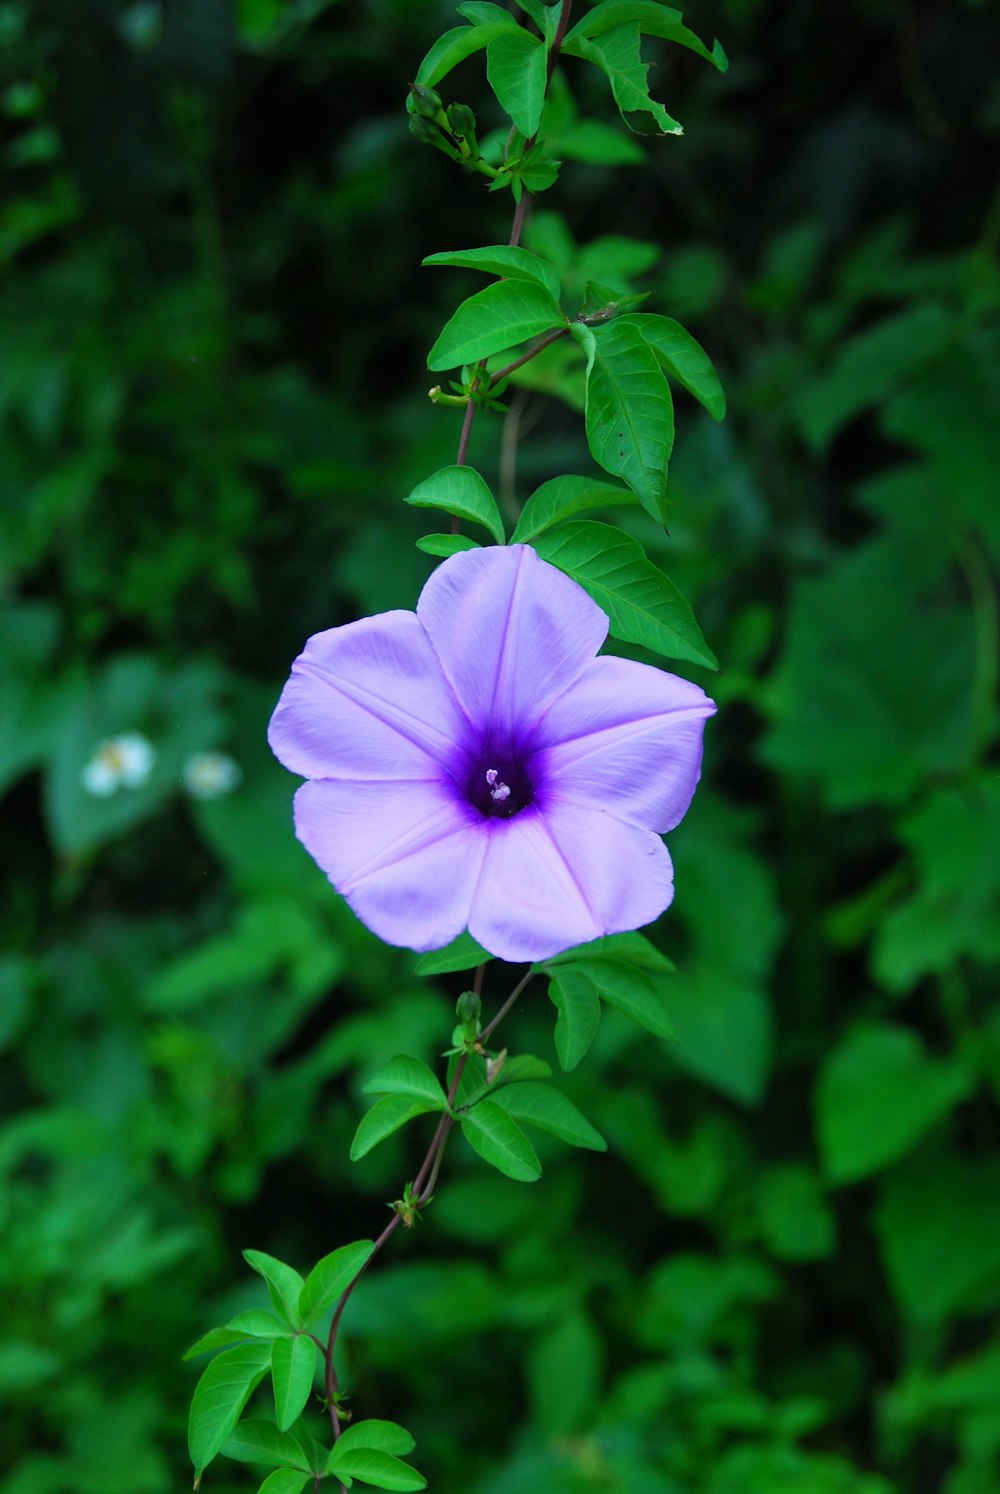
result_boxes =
[465,758,534,819]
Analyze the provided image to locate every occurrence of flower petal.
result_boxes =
[416,545,608,744]
[294,778,488,952]
[531,656,716,832]
[466,796,671,962]
[268,611,468,781]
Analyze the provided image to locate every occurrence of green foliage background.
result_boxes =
[2,0,999,1490]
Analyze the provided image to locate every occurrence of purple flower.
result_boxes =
[268,545,715,963]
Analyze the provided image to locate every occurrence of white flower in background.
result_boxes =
[182,750,242,801]
[80,732,156,797]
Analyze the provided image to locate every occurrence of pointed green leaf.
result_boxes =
[188,1341,272,1477]
[416,20,516,89]
[349,1094,440,1162]
[428,280,566,370]
[568,24,682,135]
[424,245,561,304]
[569,957,674,1039]
[487,27,547,137]
[457,1052,553,1110]
[547,966,602,1070]
[405,465,505,544]
[271,1334,317,1431]
[298,1240,375,1328]
[509,0,559,42]
[565,1,728,72]
[416,533,482,558]
[257,1472,311,1494]
[490,1081,607,1151]
[511,475,635,543]
[621,313,726,420]
[334,1421,416,1457]
[363,1055,449,1110]
[327,1445,427,1491]
[461,1099,542,1181]
[544,931,674,973]
[221,1419,311,1471]
[532,520,717,669]
[575,319,673,522]
[184,1307,290,1362]
[415,930,492,974]
[243,1251,305,1328]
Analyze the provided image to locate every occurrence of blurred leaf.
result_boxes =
[816,1023,973,1184]
[527,1310,603,1434]
[667,969,773,1106]
[758,1165,836,1261]
[876,1157,1000,1323]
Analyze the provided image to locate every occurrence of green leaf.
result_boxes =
[362,1055,449,1110]
[532,521,718,669]
[547,966,602,1071]
[544,931,674,973]
[298,1240,375,1328]
[405,465,505,544]
[815,1023,973,1185]
[334,1421,416,1457]
[564,956,673,1039]
[416,533,482,558]
[511,474,635,542]
[423,245,561,305]
[574,319,673,522]
[221,1419,311,1471]
[566,23,682,135]
[243,1251,305,1329]
[327,1445,427,1490]
[757,1165,836,1263]
[415,930,492,974]
[349,1094,441,1162]
[415,19,516,89]
[257,1472,311,1494]
[183,1311,290,1362]
[490,1081,607,1151]
[188,1342,272,1477]
[666,968,773,1106]
[565,1,728,72]
[558,117,645,165]
[620,313,726,420]
[271,1334,316,1431]
[461,1099,542,1181]
[486,27,547,137]
[528,1310,603,1436]
[876,1157,1000,1323]
[428,280,566,370]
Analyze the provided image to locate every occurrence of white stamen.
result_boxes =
[486,768,511,803]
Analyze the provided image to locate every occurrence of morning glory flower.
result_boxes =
[268,545,715,963]
[80,732,156,797]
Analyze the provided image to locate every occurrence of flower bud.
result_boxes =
[408,112,440,147]
[446,102,476,143]
[456,990,481,1033]
[408,82,444,120]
